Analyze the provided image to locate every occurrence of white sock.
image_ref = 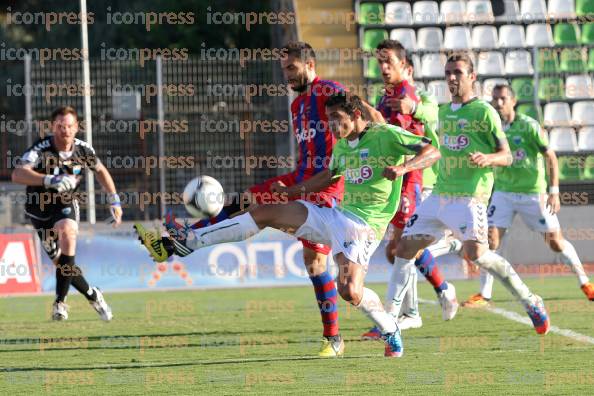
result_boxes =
[473,250,533,307]
[559,241,589,286]
[479,269,494,299]
[428,237,462,258]
[385,257,416,318]
[186,213,260,250]
[357,287,397,334]
[402,270,419,317]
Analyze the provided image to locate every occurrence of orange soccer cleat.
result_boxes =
[461,293,492,308]
[581,282,594,301]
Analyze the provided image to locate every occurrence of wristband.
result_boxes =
[108,192,121,206]
[548,186,559,194]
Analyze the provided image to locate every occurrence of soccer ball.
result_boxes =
[182,175,225,218]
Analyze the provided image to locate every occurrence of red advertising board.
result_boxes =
[0,233,42,294]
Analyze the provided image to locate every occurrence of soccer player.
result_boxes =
[12,106,120,321]
[462,84,594,307]
[361,41,458,339]
[136,93,441,357]
[393,53,551,335]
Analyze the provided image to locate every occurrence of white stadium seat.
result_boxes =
[496,0,520,22]
[505,50,534,75]
[412,1,440,25]
[466,0,495,23]
[385,2,413,25]
[526,24,555,47]
[427,81,451,104]
[421,53,446,78]
[415,81,426,92]
[520,0,547,21]
[547,0,576,19]
[499,25,527,48]
[572,101,594,126]
[578,127,594,151]
[443,26,472,50]
[478,51,506,76]
[412,54,422,80]
[482,78,509,100]
[544,102,572,127]
[548,127,578,151]
[440,0,466,24]
[390,29,417,50]
[472,26,499,49]
[417,27,443,51]
[565,75,594,99]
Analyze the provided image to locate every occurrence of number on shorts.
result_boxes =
[406,214,418,228]
[487,206,496,217]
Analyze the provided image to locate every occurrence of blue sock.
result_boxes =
[414,249,448,294]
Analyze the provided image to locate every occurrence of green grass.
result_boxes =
[0,276,593,395]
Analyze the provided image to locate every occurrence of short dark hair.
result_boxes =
[51,106,78,121]
[404,53,414,69]
[325,93,366,118]
[446,52,474,73]
[282,41,316,61]
[376,39,407,61]
[493,83,516,98]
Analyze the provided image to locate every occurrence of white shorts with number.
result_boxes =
[402,193,489,243]
[488,191,560,233]
[295,200,381,266]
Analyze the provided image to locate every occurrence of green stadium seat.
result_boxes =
[511,78,535,101]
[588,49,594,71]
[365,57,381,79]
[368,83,384,107]
[558,155,582,181]
[582,155,594,180]
[516,103,541,122]
[577,0,594,17]
[559,48,587,73]
[362,29,388,51]
[554,23,580,45]
[537,49,560,74]
[580,23,594,44]
[359,2,384,25]
[538,77,565,101]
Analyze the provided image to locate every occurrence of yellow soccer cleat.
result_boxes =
[133,223,170,262]
[461,293,492,308]
[318,335,344,358]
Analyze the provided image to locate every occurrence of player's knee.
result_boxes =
[548,237,564,253]
[55,221,78,239]
[303,250,326,276]
[337,282,361,304]
[394,241,417,260]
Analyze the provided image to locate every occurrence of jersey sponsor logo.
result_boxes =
[72,165,82,175]
[62,207,72,216]
[442,134,470,151]
[344,165,373,184]
[513,149,526,162]
[295,128,317,143]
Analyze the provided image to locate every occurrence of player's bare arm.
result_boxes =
[272,168,338,198]
[383,144,440,180]
[95,163,123,226]
[543,147,561,214]
[469,138,512,168]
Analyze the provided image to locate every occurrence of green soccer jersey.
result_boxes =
[415,89,440,189]
[494,113,548,193]
[330,122,429,234]
[433,99,507,201]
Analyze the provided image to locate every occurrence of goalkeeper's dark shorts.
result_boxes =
[26,202,80,260]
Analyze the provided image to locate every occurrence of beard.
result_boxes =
[290,73,309,93]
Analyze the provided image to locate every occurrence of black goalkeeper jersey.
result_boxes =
[18,136,100,219]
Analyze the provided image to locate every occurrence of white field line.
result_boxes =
[419,298,594,345]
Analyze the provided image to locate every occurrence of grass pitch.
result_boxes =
[0,276,593,395]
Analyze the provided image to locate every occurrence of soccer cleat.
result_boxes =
[361,326,381,340]
[581,282,594,301]
[90,287,113,322]
[461,293,492,308]
[133,223,170,262]
[383,328,404,357]
[525,295,550,335]
[163,210,194,257]
[318,335,344,357]
[52,301,69,321]
[398,314,423,330]
[438,282,459,320]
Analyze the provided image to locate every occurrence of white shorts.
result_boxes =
[488,191,560,233]
[402,193,489,243]
[295,200,381,266]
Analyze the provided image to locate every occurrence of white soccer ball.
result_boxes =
[182,175,225,218]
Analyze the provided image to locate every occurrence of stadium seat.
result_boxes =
[557,155,582,180]
[477,51,506,76]
[363,29,388,51]
[580,23,594,45]
[511,78,535,101]
[443,26,472,50]
[538,77,565,101]
[544,102,572,127]
[482,78,509,100]
[421,53,446,78]
[466,0,495,23]
[565,75,594,99]
[499,25,526,48]
[496,0,520,22]
[472,26,498,49]
[412,54,422,80]
[385,2,412,25]
[547,0,577,19]
[588,49,594,71]
[526,24,555,47]
[413,1,440,24]
[440,0,466,24]
[415,81,426,92]
[365,57,381,79]
[390,29,417,50]
[417,27,443,51]
[549,128,579,152]
[516,103,542,121]
[520,0,547,21]
[577,0,594,16]
[559,48,587,73]
[537,49,560,73]
[505,50,534,75]
[583,155,594,179]
[427,81,451,104]
[578,127,594,151]
[359,2,384,25]
[554,23,580,45]
[572,101,594,126]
